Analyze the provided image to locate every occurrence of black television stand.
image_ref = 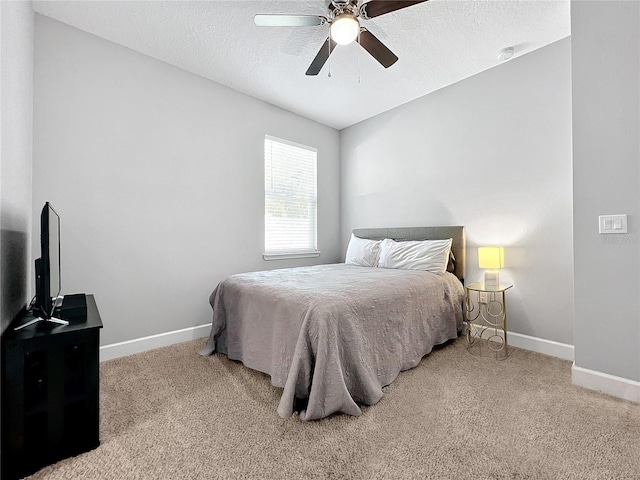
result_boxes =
[14,315,69,331]
[2,294,102,480]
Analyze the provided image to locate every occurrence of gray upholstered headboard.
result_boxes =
[352,226,466,285]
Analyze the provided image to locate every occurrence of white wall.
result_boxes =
[571,1,640,382]
[341,38,574,346]
[33,16,341,345]
[0,1,34,334]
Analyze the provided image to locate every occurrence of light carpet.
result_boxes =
[27,338,640,479]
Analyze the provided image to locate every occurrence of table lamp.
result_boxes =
[478,246,504,289]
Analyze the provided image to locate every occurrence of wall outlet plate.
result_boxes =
[599,214,628,234]
[479,292,489,304]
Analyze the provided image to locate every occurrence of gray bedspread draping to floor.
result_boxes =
[200,264,464,420]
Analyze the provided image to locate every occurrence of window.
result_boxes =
[264,135,319,260]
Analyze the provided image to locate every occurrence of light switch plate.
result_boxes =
[599,214,628,234]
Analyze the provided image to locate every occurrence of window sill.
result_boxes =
[263,251,321,261]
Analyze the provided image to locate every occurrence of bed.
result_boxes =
[200,226,466,420]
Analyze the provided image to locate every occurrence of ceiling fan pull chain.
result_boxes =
[357,28,361,84]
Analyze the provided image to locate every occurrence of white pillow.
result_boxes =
[345,234,381,267]
[378,238,453,273]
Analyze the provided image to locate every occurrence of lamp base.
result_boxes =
[484,270,500,290]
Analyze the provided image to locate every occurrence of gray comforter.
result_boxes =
[200,264,464,420]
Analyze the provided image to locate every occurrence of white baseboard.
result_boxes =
[507,331,574,361]
[99,323,211,362]
[507,332,639,404]
[572,364,640,404]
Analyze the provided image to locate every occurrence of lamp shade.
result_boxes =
[478,246,504,270]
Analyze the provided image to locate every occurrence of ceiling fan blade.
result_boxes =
[306,37,337,76]
[359,29,398,68]
[254,14,327,27]
[360,0,429,19]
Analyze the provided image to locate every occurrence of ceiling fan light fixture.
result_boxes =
[330,14,360,45]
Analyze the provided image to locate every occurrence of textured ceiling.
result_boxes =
[32,0,571,130]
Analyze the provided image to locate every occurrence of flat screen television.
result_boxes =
[15,202,68,330]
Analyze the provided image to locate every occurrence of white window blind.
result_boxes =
[264,135,318,256]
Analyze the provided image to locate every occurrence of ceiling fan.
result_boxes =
[254,0,429,76]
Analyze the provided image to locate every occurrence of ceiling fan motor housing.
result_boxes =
[330,0,359,19]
